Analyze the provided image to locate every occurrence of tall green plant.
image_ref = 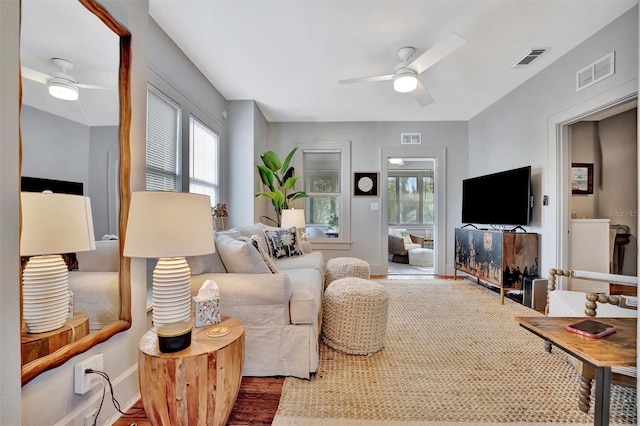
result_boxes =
[255,147,308,226]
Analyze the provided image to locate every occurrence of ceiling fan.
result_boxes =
[338,32,466,106]
[21,58,111,101]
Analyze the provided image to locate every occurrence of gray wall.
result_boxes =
[267,121,469,274]
[469,7,638,275]
[21,105,119,238]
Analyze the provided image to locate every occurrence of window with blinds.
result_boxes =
[146,86,181,190]
[189,116,219,207]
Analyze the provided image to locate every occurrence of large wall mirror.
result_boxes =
[20,0,131,385]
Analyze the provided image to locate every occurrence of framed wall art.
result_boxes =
[571,163,594,195]
[354,172,378,197]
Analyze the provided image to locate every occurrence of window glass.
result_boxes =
[387,177,398,224]
[146,86,181,191]
[189,116,219,207]
[399,177,418,224]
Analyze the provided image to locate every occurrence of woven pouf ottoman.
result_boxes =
[324,257,370,289]
[408,248,434,267]
[322,277,389,355]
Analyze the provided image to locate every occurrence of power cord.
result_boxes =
[84,368,144,425]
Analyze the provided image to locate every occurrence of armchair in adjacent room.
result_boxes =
[388,228,424,264]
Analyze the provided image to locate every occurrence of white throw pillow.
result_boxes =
[239,235,279,273]
[215,234,272,274]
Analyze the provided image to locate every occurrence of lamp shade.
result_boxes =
[281,209,306,230]
[123,191,215,258]
[20,192,96,256]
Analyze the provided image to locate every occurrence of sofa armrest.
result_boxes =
[191,273,292,325]
[410,234,425,247]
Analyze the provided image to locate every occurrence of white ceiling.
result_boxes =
[149,0,637,123]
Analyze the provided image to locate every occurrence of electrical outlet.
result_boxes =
[74,353,104,395]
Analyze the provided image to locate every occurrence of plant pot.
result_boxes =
[212,217,228,232]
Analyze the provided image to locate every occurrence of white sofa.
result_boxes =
[187,223,324,379]
[68,240,120,331]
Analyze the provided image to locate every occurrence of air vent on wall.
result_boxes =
[576,51,615,92]
[401,133,421,145]
[510,48,548,68]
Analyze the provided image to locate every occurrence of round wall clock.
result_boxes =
[354,172,378,196]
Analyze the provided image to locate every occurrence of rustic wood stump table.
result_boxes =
[21,312,90,364]
[138,316,245,426]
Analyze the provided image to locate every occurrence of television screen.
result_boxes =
[462,166,531,226]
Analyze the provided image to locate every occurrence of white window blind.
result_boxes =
[146,86,181,190]
[189,116,219,207]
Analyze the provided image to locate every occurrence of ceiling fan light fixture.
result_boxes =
[393,69,418,93]
[48,78,79,101]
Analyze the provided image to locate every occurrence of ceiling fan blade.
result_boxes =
[76,83,113,90]
[410,32,466,75]
[412,80,434,107]
[338,74,394,85]
[21,66,50,85]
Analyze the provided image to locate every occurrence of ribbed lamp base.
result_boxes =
[22,255,70,333]
[152,257,192,327]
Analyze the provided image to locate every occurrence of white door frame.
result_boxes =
[546,80,637,279]
[380,146,447,275]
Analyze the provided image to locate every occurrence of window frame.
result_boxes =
[296,141,351,249]
[387,170,435,226]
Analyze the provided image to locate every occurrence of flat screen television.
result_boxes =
[461,166,532,227]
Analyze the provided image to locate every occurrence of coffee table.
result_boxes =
[516,316,636,426]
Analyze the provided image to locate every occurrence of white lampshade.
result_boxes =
[20,192,95,333]
[123,191,215,259]
[281,209,306,230]
[21,192,96,256]
[393,69,418,93]
[124,191,215,328]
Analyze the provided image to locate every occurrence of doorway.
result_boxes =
[386,158,436,276]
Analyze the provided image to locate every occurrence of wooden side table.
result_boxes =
[21,313,90,364]
[138,316,245,426]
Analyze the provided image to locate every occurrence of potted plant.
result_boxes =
[328,213,339,231]
[212,202,229,231]
[255,147,308,226]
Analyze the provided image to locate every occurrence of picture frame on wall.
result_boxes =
[571,163,594,194]
[354,172,379,197]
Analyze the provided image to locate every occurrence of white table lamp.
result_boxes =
[281,208,306,241]
[20,192,96,333]
[123,191,215,327]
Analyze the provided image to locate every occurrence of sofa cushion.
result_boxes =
[274,251,324,278]
[548,290,637,318]
[283,268,323,324]
[186,251,227,275]
[264,227,304,259]
[77,240,119,272]
[215,234,272,274]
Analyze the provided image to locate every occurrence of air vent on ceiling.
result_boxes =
[401,133,421,145]
[576,51,615,92]
[510,48,548,68]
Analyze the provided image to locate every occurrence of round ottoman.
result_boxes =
[324,257,370,289]
[408,248,433,267]
[322,277,389,355]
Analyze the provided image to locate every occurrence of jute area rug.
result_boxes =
[273,279,637,425]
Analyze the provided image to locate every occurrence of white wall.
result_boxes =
[267,121,468,274]
[0,0,23,424]
[469,7,638,275]
[19,1,151,425]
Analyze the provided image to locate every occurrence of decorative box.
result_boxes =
[193,296,221,327]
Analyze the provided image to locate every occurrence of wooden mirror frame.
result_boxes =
[21,0,132,386]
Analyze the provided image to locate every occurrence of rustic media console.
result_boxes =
[454,227,539,304]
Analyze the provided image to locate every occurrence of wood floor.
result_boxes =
[112,377,285,426]
[113,274,445,425]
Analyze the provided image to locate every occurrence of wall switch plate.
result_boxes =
[74,353,104,395]
[371,202,379,211]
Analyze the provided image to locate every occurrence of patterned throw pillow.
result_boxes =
[263,227,304,259]
[239,235,279,273]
